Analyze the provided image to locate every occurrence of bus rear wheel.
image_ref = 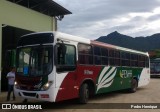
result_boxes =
[79,83,89,104]
[130,79,138,93]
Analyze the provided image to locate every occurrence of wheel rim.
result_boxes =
[84,87,89,101]
[132,79,137,91]
[84,87,89,102]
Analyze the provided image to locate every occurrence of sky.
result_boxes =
[54,0,160,39]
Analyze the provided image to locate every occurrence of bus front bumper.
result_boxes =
[14,87,55,102]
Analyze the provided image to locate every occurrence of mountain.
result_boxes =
[96,31,160,52]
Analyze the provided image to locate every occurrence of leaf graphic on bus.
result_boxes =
[97,67,117,92]
[97,67,109,84]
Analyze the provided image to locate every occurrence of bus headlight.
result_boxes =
[14,81,20,89]
[41,81,53,91]
[14,81,17,85]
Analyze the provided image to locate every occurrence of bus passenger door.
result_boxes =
[55,43,77,101]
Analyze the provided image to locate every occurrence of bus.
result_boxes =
[150,58,160,77]
[14,32,150,103]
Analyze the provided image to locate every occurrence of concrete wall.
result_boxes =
[0,0,56,92]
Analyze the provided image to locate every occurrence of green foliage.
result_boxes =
[150,49,160,59]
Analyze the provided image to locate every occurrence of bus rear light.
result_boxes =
[40,94,49,98]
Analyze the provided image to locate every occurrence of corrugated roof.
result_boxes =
[7,0,72,17]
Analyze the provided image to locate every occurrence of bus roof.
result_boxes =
[20,31,148,56]
[54,32,90,44]
[91,40,148,56]
[55,32,148,56]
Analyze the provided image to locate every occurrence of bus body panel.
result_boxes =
[14,32,150,102]
[138,68,150,87]
[54,66,150,102]
[55,72,79,102]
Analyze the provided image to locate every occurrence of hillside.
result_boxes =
[96,31,160,52]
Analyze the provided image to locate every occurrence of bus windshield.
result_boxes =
[151,62,160,73]
[16,45,53,76]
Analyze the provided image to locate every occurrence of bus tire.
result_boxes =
[79,83,89,104]
[130,79,138,93]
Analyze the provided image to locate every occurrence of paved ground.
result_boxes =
[0,78,160,112]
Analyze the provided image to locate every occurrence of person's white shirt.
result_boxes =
[6,71,15,85]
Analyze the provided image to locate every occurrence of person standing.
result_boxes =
[6,67,16,101]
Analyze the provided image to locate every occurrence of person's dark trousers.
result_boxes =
[7,85,15,101]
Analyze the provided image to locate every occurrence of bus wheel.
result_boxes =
[130,79,138,93]
[79,83,89,104]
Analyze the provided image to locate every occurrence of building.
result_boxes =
[0,0,71,92]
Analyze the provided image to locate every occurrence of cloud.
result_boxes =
[147,14,160,21]
[54,0,160,39]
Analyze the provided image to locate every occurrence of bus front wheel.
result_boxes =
[79,83,89,104]
[130,79,138,93]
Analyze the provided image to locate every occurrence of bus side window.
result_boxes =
[56,43,76,72]
[57,44,66,65]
